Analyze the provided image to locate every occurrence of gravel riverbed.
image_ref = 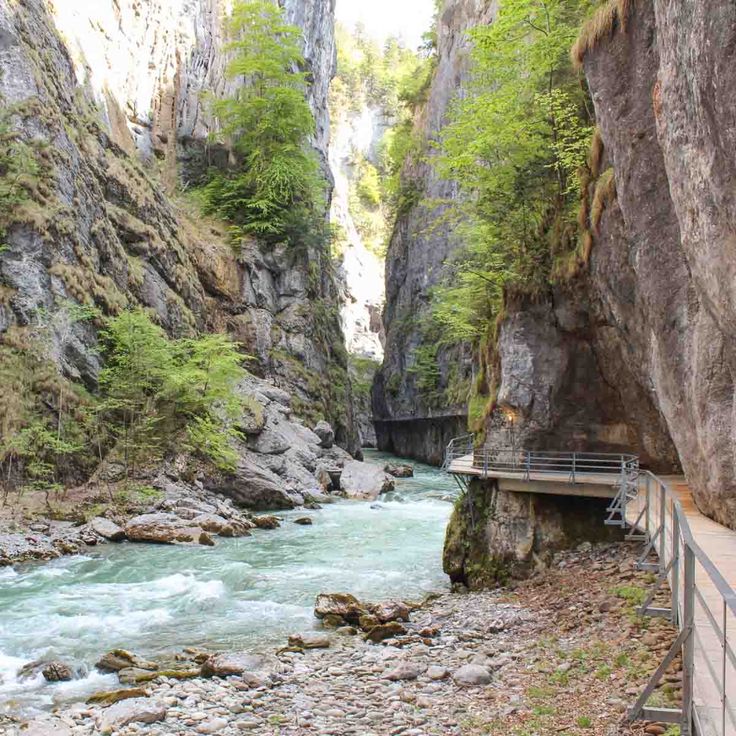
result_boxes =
[5,542,679,736]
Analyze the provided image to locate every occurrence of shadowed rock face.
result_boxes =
[373,0,497,463]
[484,0,736,529]
[0,0,358,452]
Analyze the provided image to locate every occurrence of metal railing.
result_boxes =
[626,472,736,736]
[444,435,639,484]
[444,433,736,735]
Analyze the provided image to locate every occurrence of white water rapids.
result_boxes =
[0,451,457,716]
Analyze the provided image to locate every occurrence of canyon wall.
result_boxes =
[446,0,736,586]
[372,0,495,464]
[0,0,359,451]
[489,0,736,529]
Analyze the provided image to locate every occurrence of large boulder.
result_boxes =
[191,513,252,537]
[96,650,158,673]
[385,463,414,478]
[89,517,126,542]
[340,461,395,501]
[313,421,335,449]
[42,661,74,682]
[203,461,295,511]
[372,600,411,623]
[314,593,368,625]
[124,514,206,545]
[98,698,167,734]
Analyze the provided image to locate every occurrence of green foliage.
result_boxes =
[201,0,325,245]
[433,0,595,345]
[99,310,248,473]
[0,106,40,245]
[0,310,98,499]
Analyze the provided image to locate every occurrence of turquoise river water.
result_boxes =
[0,451,458,715]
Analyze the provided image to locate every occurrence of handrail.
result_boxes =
[444,438,639,482]
[444,432,736,736]
[629,472,736,736]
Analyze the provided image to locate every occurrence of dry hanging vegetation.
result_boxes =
[571,0,635,68]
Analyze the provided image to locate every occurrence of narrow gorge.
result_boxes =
[1,0,736,734]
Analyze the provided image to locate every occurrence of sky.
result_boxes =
[335,0,436,49]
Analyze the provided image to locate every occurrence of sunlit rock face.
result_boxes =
[487,0,736,528]
[330,104,386,363]
[0,0,358,450]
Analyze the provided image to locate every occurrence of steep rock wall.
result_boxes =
[464,0,736,565]
[0,0,358,451]
[372,0,495,464]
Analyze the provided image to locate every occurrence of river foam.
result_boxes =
[0,451,457,716]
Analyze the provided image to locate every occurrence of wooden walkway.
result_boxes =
[625,477,736,736]
[446,444,736,734]
[446,454,621,498]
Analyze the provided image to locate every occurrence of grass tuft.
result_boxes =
[571,0,634,69]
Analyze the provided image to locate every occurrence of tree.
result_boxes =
[203,0,325,244]
[434,0,595,343]
[99,310,248,474]
[98,310,174,476]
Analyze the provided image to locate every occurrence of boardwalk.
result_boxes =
[445,439,736,735]
[447,453,621,497]
[625,477,736,736]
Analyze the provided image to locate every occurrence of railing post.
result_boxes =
[483,447,488,479]
[525,451,531,481]
[681,544,695,736]
[572,452,576,485]
[645,474,651,539]
[671,511,680,627]
[659,484,667,572]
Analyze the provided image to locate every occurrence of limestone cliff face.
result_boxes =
[372,0,495,465]
[483,0,736,529]
[0,0,358,450]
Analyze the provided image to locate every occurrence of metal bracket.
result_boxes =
[628,625,690,723]
[638,558,675,620]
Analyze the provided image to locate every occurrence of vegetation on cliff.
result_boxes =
[0,308,248,500]
[202,0,326,248]
[434,0,596,347]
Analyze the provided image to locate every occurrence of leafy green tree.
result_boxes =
[203,0,324,244]
[434,0,595,343]
[98,310,174,475]
[99,310,248,474]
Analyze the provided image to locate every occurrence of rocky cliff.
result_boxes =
[485,0,736,528]
[372,0,494,465]
[0,0,359,452]
[445,0,736,586]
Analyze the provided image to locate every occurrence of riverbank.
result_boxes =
[0,452,457,718]
[7,541,679,736]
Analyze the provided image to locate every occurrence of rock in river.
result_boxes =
[340,460,395,500]
[124,513,206,545]
[89,517,126,542]
[385,463,414,478]
[96,649,158,673]
[314,592,368,625]
[42,660,74,682]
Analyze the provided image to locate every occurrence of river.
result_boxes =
[0,451,457,716]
